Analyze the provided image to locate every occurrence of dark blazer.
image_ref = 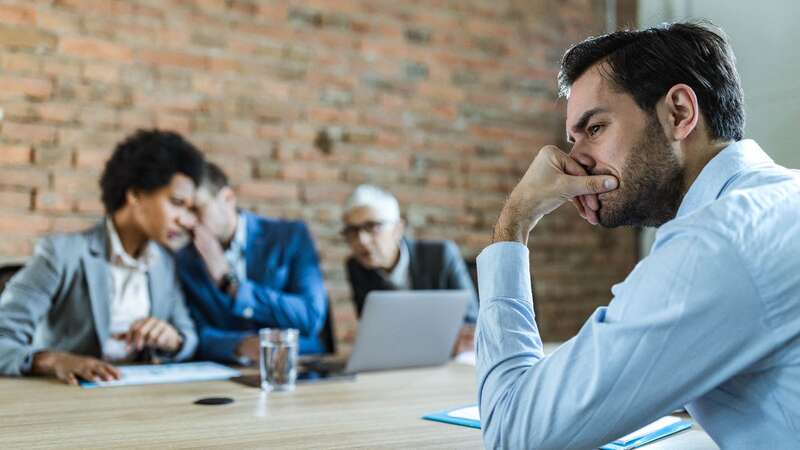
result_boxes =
[177,212,328,363]
[346,238,478,323]
[0,222,198,376]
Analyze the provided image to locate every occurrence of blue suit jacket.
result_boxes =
[177,212,327,363]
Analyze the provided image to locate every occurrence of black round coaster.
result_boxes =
[194,397,234,406]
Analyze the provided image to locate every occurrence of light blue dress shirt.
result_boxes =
[223,212,247,282]
[476,140,800,449]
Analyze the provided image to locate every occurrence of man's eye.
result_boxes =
[588,124,603,136]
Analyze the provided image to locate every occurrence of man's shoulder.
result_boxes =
[244,211,308,235]
[661,165,800,254]
[243,212,314,252]
[408,238,460,258]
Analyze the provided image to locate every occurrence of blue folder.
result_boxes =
[422,405,692,450]
[423,404,480,429]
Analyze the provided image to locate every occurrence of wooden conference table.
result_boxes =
[0,361,718,449]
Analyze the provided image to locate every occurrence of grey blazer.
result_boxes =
[0,222,197,376]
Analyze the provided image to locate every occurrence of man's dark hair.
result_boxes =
[100,129,205,214]
[200,161,230,195]
[558,22,744,141]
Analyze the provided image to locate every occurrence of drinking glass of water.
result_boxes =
[259,328,299,392]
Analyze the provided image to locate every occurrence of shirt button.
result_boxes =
[243,307,253,319]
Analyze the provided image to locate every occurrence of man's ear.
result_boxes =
[393,218,406,240]
[125,189,140,207]
[220,186,237,207]
[661,83,699,141]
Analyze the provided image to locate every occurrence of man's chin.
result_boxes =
[356,256,378,269]
[596,205,626,228]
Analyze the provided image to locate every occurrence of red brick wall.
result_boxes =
[0,0,638,346]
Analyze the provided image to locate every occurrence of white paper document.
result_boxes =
[81,362,241,388]
[448,405,480,421]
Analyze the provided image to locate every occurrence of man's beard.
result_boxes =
[597,117,685,228]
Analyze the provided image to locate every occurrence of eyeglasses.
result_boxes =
[340,221,388,240]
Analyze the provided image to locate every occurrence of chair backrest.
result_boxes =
[319,299,337,354]
[0,264,24,296]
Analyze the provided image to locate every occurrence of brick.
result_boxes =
[32,146,74,168]
[35,10,80,34]
[74,196,104,214]
[0,167,49,189]
[302,183,353,203]
[137,49,206,70]
[206,56,241,73]
[59,37,133,63]
[0,144,32,164]
[0,235,33,257]
[83,63,119,83]
[238,181,300,202]
[134,92,203,113]
[359,148,411,170]
[53,171,100,192]
[42,59,82,78]
[1,53,40,72]
[57,129,118,149]
[118,110,155,130]
[36,103,79,124]
[280,161,341,182]
[0,189,31,210]
[0,25,56,50]
[0,5,35,25]
[80,107,119,129]
[34,190,73,213]
[74,148,111,169]
[1,122,57,144]
[155,113,191,134]
[191,75,224,96]
[0,76,53,100]
[0,212,50,234]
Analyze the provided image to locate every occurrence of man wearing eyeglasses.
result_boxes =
[176,162,328,364]
[342,185,478,354]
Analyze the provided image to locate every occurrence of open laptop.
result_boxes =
[302,290,471,375]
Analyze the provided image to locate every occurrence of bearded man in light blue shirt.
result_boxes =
[476,22,800,449]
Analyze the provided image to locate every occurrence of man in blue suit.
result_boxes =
[176,162,327,364]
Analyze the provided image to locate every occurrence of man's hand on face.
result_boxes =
[192,223,230,285]
[494,145,619,245]
[113,317,184,354]
[31,351,121,386]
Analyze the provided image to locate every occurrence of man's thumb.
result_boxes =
[565,175,618,196]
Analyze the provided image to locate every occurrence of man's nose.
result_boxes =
[569,143,596,173]
[355,229,372,247]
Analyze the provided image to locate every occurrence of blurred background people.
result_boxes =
[342,184,478,354]
[177,162,328,365]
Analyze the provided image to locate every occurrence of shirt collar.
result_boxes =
[227,212,247,255]
[676,139,774,218]
[106,218,155,272]
[385,238,410,287]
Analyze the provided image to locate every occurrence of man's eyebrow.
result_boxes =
[566,107,608,143]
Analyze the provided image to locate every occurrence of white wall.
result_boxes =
[639,0,800,169]
[637,0,799,258]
